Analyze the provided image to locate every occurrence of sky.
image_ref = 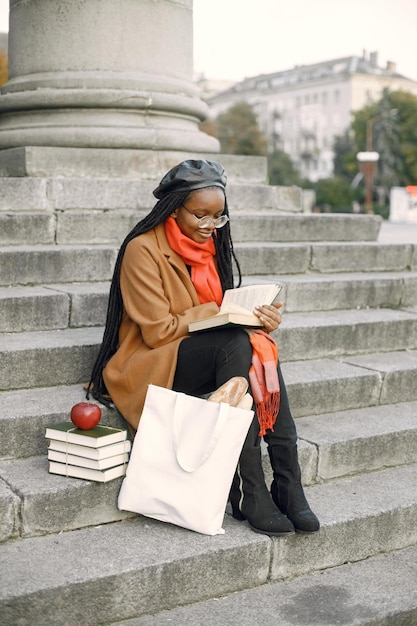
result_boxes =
[1,0,416,83]
[193,0,417,83]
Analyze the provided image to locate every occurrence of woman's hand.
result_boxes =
[254,302,283,334]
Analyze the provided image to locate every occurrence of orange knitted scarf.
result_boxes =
[165,216,223,306]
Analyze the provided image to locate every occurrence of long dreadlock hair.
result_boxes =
[87,187,242,407]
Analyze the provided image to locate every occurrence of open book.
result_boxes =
[189,283,282,333]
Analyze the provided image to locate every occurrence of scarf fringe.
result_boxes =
[248,330,280,437]
[255,392,281,437]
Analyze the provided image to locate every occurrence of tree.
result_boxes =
[268,148,302,186]
[315,176,355,211]
[333,130,357,179]
[390,90,417,185]
[199,117,217,140]
[0,50,7,87]
[215,101,267,156]
[351,88,417,192]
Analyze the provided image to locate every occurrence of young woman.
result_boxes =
[88,159,319,536]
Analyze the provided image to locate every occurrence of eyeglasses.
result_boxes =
[181,204,229,229]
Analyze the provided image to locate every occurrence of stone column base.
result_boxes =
[1,0,219,154]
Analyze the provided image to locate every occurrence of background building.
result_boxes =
[204,51,417,181]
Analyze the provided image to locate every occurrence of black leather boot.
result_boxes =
[264,363,320,533]
[229,446,295,536]
[268,444,320,534]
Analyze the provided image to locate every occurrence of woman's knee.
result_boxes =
[218,329,253,376]
[224,328,252,360]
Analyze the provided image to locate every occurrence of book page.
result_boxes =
[220,284,281,314]
[218,303,252,315]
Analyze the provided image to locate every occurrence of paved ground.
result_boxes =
[378,220,417,243]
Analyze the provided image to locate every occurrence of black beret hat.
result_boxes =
[153,159,227,199]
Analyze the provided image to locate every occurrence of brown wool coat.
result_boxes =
[103,222,220,431]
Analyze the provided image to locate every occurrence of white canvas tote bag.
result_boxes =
[118,384,254,535]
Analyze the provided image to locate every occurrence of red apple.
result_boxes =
[70,402,101,430]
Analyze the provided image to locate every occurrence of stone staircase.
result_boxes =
[1,154,417,625]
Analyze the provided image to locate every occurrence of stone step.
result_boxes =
[262,398,417,485]
[0,384,125,460]
[0,244,118,286]
[0,454,134,543]
[0,327,104,391]
[294,400,417,481]
[0,177,49,211]
[1,463,417,624]
[235,241,416,275]
[56,211,381,245]
[3,272,417,333]
[107,545,417,626]
[278,306,417,361]
[0,176,302,213]
[0,208,381,246]
[2,309,417,390]
[0,211,56,245]
[2,399,417,542]
[1,240,415,286]
[230,212,381,242]
[2,350,417,460]
[0,148,269,182]
[1,210,379,245]
[278,270,417,312]
[283,350,417,416]
[0,283,111,332]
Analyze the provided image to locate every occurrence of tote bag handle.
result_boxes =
[173,393,230,473]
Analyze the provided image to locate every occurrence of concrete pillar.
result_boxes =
[0,0,218,157]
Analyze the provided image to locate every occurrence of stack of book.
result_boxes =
[45,422,131,482]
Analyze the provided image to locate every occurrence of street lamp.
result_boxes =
[357,151,380,214]
[356,109,397,214]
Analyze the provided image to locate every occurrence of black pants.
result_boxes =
[172,328,297,447]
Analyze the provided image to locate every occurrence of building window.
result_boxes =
[322,91,327,105]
